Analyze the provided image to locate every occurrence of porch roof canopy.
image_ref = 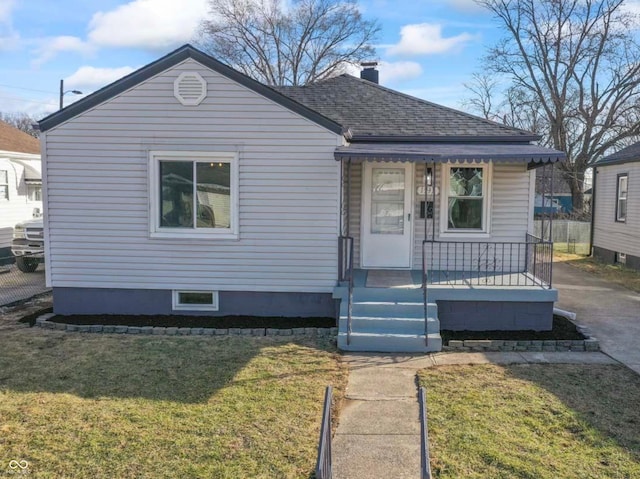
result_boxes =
[334,142,566,169]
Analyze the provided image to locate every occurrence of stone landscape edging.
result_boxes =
[34,313,338,337]
[442,323,600,352]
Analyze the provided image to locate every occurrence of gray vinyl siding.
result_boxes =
[346,162,533,270]
[417,162,531,270]
[593,162,640,258]
[345,163,363,267]
[44,59,341,293]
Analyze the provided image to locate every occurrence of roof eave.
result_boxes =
[590,156,640,167]
[349,134,542,143]
[38,45,344,136]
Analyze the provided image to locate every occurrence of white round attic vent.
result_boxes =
[174,72,207,106]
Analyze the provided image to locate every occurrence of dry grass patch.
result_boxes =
[419,364,640,479]
[0,325,346,478]
[554,251,640,294]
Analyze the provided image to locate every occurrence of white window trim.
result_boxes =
[149,150,239,240]
[616,174,628,223]
[439,162,492,238]
[0,169,9,201]
[172,290,219,311]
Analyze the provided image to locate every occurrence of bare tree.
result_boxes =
[197,0,380,86]
[470,0,640,211]
[0,112,39,137]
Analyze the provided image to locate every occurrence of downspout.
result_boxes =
[589,166,597,257]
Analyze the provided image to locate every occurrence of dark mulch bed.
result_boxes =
[18,307,53,327]
[441,315,585,343]
[42,314,336,329]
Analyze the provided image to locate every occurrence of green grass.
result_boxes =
[419,364,640,479]
[0,321,346,478]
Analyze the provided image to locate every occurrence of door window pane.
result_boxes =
[196,162,231,228]
[371,168,405,234]
[160,161,194,227]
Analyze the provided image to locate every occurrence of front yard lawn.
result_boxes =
[420,364,640,479]
[0,325,346,478]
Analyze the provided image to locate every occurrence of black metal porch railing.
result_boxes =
[419,387,432,479]
[315,385,333,479]
[338,236,354,345]
[525,233,554,288]
[421,235,553,288]
[421,241,429,347]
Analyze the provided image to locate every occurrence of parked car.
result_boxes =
[11,218,44,272]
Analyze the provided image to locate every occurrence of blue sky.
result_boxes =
[0,0,502,118]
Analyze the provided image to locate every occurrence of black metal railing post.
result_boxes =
[419,387,432,479]
[315,386,333,479]
[422,240,429,347]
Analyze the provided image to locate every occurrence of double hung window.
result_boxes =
[149,151,238,239]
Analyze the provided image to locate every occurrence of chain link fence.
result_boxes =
[0,254,50,307]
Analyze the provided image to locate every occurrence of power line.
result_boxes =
[0,83,57,94]
[0,94,55,106]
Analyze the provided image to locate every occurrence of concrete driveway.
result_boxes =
[554,261,640,374]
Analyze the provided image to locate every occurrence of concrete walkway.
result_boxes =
[554,261,640,375]
[332,351,616,479]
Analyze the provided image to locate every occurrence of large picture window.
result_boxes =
[616,173,628,222]
[149,151,238,239]
[442,164,490,234]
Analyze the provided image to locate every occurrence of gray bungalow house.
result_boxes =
[38,45,565,352]
[590,143,640,271]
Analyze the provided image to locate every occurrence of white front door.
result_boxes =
[362,162,413,268]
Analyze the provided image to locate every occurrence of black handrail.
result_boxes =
[315,386,333,479]
[419,387,432,479]
[421,237,553,288]
[339,236,354,345]
[422,240,429,347]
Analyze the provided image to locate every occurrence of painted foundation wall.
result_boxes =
[437,300,554,331]
[53,287,338,318]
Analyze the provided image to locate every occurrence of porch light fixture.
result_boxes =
[425,168,433,187]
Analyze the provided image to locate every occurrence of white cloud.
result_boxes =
[0,0,19,51]
[64,65,138,91]
[445,0,486,13]
[88,0,209,49]
[379,61,422,84]
[0,0,15,23]
[32,36,93,67]
[387,23,477,56]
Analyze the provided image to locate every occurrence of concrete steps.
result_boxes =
[336,287,442,353]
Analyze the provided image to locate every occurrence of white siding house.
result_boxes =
[592,145,640,271]
[0,121,42,257]
[38,45,565,345]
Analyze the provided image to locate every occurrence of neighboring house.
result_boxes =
[590,143,640,271]
[535,168,573,215]
[37,45,565,352]
[0,121,42,258]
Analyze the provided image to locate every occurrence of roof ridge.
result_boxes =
[337,74,536,138]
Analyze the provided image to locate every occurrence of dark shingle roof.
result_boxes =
[592,141,640,167]
[0,121,39,154]
[274,75,538,142]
